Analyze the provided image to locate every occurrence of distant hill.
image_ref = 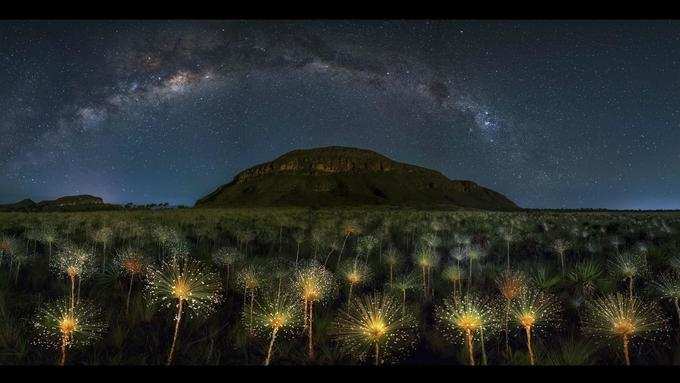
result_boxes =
[0,198,37,212]
[195,146,519,210]
[0,195,119,212]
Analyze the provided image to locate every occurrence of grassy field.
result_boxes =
[0,207,679,365]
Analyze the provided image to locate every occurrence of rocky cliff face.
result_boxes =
[233,147,398,182]
[196,146,519,210]
[46,195,103,207]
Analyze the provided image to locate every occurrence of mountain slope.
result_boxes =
[195,146,519,210]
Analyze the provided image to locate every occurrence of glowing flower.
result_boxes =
[436,294,498,365]
[582,293,667,365]
[294,260,335,360]
[114,247,149,314]
[510,289,561,365]
[146,256,222,365]
[33,299,106,366]
[334,293,418,365]
[250,291,302,365]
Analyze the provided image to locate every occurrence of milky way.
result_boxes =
[2,20,679,209]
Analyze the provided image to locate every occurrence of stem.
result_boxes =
[506,241,510,271]
[674,298,680,327]
[249,289,255,334]
[226,265,230,298]
[102,243,107,270]
[480,326,487,365]
[59,332,69,366]
[465,329,475,366]
[308,301,314,360]
[622,334,630,366]
[524,325,534,366]
[303,299,308,331]
[77,276,81,305]
[337,234,349,267]
[628,277,634,302]
[277,277,282,300]
[69,275,75,313]
[167,299,184,365]
[323,248,334,267]
[468,256,473,294]
[374,342,380,366]
[295,242,300,268]
[504,301,510,355]
[264,327,279,366]
[126,274,134,315]
[389,264,393,284]
[348,284,354,307]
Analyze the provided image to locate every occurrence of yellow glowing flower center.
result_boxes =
[59,316,77,335]
[613,319,635,336]
[348,272,361,284]
[344,226,358,236]
[270,312,287,329]
[366,318,387,341]
[173,279,190,300]
[123,259,142,274]
[519,312,535,327]
[500,280,522,300]
[67,266,79,278]
[456,313,482,332]
[245,275,258,289]
[302,284,320,301]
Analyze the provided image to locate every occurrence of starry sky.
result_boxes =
[1,20,679,209]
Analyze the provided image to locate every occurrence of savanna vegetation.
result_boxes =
[1,207,679,366]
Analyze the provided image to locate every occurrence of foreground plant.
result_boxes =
[92,226,113,269]
[582,293,667,365]
[496,269,526,354]
[412,246,439,297]
[510,289,561,365]
[250,291,302,365]
[442,264,464,301]
[334,293,417,365]
[114,247,148,314]
[295,260,335,360]
[568,259,603,297]
[608,251,646,301]
[33,299,106,366]
[388,272,418,315]
[337,221,362,267]
[498,226,516,271]
[146,256,222,365]
[340,260,371,306]
[652,272,680,326]
[211,246,242,292]
[552,239,571,276]
[0,235,26,283]
[383,247,402,284]
[237,264,264,334]
[436,294,497,366]
[52,244,93,312]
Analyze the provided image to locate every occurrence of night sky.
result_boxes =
[1,20,679,209]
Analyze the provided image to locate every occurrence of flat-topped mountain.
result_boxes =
[195,146,519,210]
[39,195,103,207]
[0,195,112,212]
